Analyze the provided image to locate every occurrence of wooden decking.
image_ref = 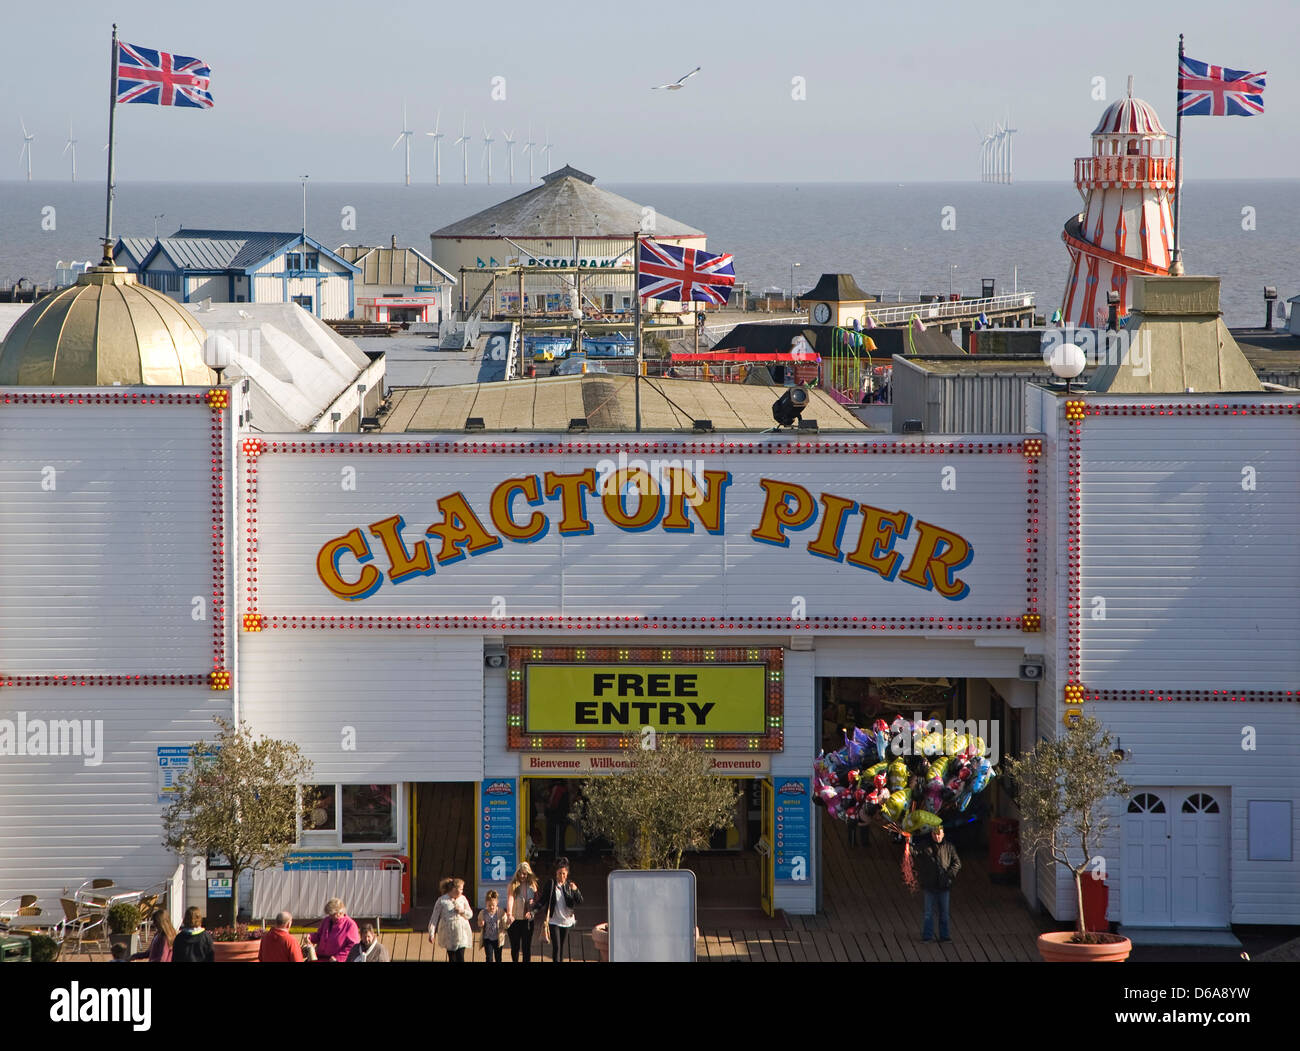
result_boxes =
[57,816,1047,964]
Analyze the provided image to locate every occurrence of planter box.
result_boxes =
[213,940,261,962]
[1036,931,1132,963]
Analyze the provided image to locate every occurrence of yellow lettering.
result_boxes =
[601,469,662,531]
[425,492,502,564]
[542,469,598,535]
[844,504,912,579]
[489,475,548,542]
[750,478,817,547]
[662,469,731,533]
[897,519,973,599]
[368,514,434,582]
[316,528,383,601]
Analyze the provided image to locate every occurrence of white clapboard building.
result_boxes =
[0,268,1296,934]
[115,229,359,320]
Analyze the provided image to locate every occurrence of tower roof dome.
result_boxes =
[1092,81,1168,136]
[0,266,216,386]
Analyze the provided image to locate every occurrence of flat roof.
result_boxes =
[379,375,869,433]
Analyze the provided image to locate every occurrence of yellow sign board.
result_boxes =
[526,664,768,734]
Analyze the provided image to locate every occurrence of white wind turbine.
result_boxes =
[502,129,516,184]
[392,104,414,186]
[19,118,34,181]
[522,124,536,182]
[482,124,495,184]
[454,114,470,185]
[541,126,554,175]
[64,119,77,182]
[425,109,444,186]
[1001,114,1017,184]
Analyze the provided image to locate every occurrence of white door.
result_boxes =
[1123,788,1230,928]
[1122,791,1171,925]
[1172,791,1229,927]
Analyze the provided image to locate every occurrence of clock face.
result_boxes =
[813,303,831,325]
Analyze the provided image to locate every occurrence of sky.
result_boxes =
[0,0,1293,184]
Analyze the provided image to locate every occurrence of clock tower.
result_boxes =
[798,273,874,328]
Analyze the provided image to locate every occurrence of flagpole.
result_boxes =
[101,24,120,265]
[633,231,642,433]
[1170,33,1186,276]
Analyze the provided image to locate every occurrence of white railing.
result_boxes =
[864,292,1036,326]
[699,314,808,344]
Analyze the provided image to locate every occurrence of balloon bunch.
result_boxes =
[813,718,996,839]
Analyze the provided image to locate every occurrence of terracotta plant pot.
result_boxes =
[592,923,610,962]
[1036,930,1132,963]
[213,940,262,962]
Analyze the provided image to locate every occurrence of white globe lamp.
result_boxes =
[1048,342,1086,394]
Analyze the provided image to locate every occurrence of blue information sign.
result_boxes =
[480,779,518,884]
[774,778,811,882]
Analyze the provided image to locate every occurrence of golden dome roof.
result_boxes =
[0,266,216,386]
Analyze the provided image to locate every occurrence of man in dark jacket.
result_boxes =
[916,825,961,942]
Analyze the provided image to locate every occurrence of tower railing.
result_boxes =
[1075,155,1176,189]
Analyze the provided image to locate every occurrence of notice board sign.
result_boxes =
[480,778,518,883]
[774,778,811,882]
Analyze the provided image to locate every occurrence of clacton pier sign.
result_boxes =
[245,438,1035,629]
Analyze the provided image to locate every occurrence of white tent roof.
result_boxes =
[185,302,375,431]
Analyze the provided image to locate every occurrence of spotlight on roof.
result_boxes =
[568,417,589,432]
[465,417,485,431]
[692,419,715,433]
[771,386,810,428]
[901,419,924,434]
[797,418,819,433]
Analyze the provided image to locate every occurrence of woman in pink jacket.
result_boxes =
[307,898,360,962]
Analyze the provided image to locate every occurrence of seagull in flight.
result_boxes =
[653,66,700,91]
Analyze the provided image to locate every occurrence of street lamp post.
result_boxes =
[949,264,958,297]
[790,262,801,312]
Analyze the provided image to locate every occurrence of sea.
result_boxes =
[1,179,1295,327]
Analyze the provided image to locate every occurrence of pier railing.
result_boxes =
[863,292,1035,326]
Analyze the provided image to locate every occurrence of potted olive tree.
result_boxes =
[107,903,142,957]
[161,717,315,960]
[580,736,739,961]
[1003,715,1133,961]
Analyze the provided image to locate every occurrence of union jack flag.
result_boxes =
[1178,56,1265,117]
[117,42,214,108]
[638,237,736,305]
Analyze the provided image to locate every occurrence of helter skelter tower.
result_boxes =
[1061,77,1177,328]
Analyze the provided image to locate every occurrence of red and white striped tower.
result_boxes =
[1060,78,1177,328]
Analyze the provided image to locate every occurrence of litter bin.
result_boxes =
[987,817,1019,882]
[206,866,235,929]
[1081,874,1110,933]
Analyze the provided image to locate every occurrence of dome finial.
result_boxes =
[1127,75,1134,99]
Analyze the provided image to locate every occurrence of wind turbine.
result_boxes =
[482,124,495,185]
[1002,114,1017,184]
[425,109,444,186]
[392,104,413,186]
[502,129,516,184]
[522,124,536,182]
[454,114,470,185]
[541,126,554,175]
[19,118,34,181]
[64,119,77,182]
